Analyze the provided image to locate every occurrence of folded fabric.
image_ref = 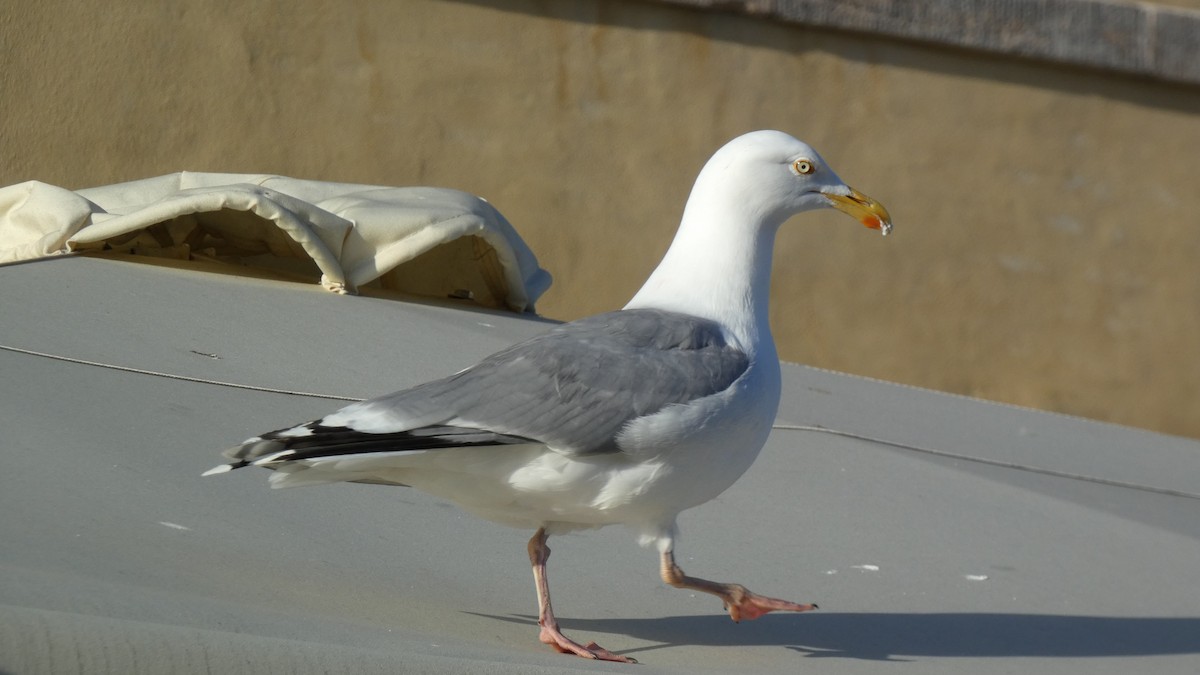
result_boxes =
[0,172,551,313]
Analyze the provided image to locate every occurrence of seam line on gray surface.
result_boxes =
[6,341,1195,501]
[782,359,1183,443]
[775,423,1200,501]
[0,343,361,402]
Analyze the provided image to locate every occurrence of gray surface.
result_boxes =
[650,0,1200,86]
[2,256,1199,674]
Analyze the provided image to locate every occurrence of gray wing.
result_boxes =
[215,308,749,470]
[396,308,750,453]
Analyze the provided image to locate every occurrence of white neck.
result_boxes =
[624,183,786,355]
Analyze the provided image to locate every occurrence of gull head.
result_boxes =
[699,130,892,236]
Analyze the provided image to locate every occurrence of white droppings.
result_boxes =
[852,564,880,572]
[158,521,191,531]
[1049,214,1083,235]
[824,569,838,575]
[965,574,989,582]
[998,254,1039,274]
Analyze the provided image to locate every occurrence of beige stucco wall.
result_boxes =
[3,0,1198,438]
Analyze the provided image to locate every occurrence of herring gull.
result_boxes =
[204,130,892,662]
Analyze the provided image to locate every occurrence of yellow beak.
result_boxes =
[824,188,892,236]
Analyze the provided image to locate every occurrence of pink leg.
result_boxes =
[660,549,818,622]
[527,528,637,663]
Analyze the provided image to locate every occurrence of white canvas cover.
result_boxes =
[0,172,551,312]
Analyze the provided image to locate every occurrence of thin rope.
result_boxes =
[4,341,1196,500]
[773,423,1200,501]
[0,343,361,401]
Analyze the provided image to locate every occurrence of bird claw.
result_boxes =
[722,584,818,622]
[539,626,637,663]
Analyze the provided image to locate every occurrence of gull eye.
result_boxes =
[792,159,815,175]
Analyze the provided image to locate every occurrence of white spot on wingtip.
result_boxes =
[275,426,314,439]
[201,464,233,477]
[159,521,190,531]
[253,450,296,465]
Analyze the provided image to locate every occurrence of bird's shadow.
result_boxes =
[470,611,1200,661]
